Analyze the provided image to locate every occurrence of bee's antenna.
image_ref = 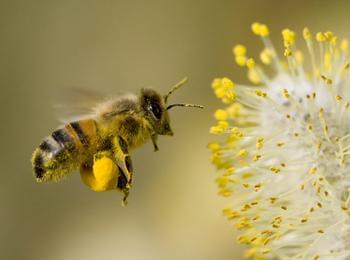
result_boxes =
[164,77,188,104]
[166,103,204,110]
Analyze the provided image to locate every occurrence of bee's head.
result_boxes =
[140,78,203,136]
[140,88,173,136]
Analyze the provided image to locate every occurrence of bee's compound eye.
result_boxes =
[149,102,162,120]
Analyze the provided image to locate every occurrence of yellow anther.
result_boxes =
[210,126,223,134]
[309,167,317,174]
[317,202,323,208]
[218,120,229,128]
[222,77,235,89]
[255,90,267,97]
[316,32,326,42]
[281,206,287,210]
[214,109,228,121]
[214,87,226,98]
[222,91,236,103]
[235,56,247,66]
[216,176,229,188]
[335,95,342,101]
[254,183,261,191]
[282,89,290,98]
[303,27,312,40]
[253,154,261,161]
[233,44,247,56]
[248,69,261,84]
[341,38,349,52]
[269,166,281,174]
[256,137,264,150]
[227,103,242,118]
[246,58,256,69]
[321,75,332,85]
[218,188,232,197]
[251,22,269,37]
[242,172,252,179]
[282,29,296,46]
[260,48,273,65]
[318,229,325,234]
[207,142,220,152]
[284,47,292,57]
[230,127,244,137]
[211,78,222,89]
[324,31,334,41]
[301,217,308,223]
[242,183,250,188]
[238,149,248,157]
[277,142,285,147]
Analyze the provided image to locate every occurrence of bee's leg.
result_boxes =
[80,151,118,192]
[112,135,134,206]
[151,134,159,152]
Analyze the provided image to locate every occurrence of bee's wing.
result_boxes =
[54,87,106,123]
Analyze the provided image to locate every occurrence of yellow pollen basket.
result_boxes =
[80,156,118,192]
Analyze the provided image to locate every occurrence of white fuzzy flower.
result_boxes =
[209,23,350,259]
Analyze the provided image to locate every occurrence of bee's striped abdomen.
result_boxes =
[32,119,97,182]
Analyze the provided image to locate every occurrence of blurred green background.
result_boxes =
[1,0,350,259]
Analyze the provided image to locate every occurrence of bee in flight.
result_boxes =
[31,78,203,205]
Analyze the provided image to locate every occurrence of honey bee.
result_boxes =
[31,78,203,205]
